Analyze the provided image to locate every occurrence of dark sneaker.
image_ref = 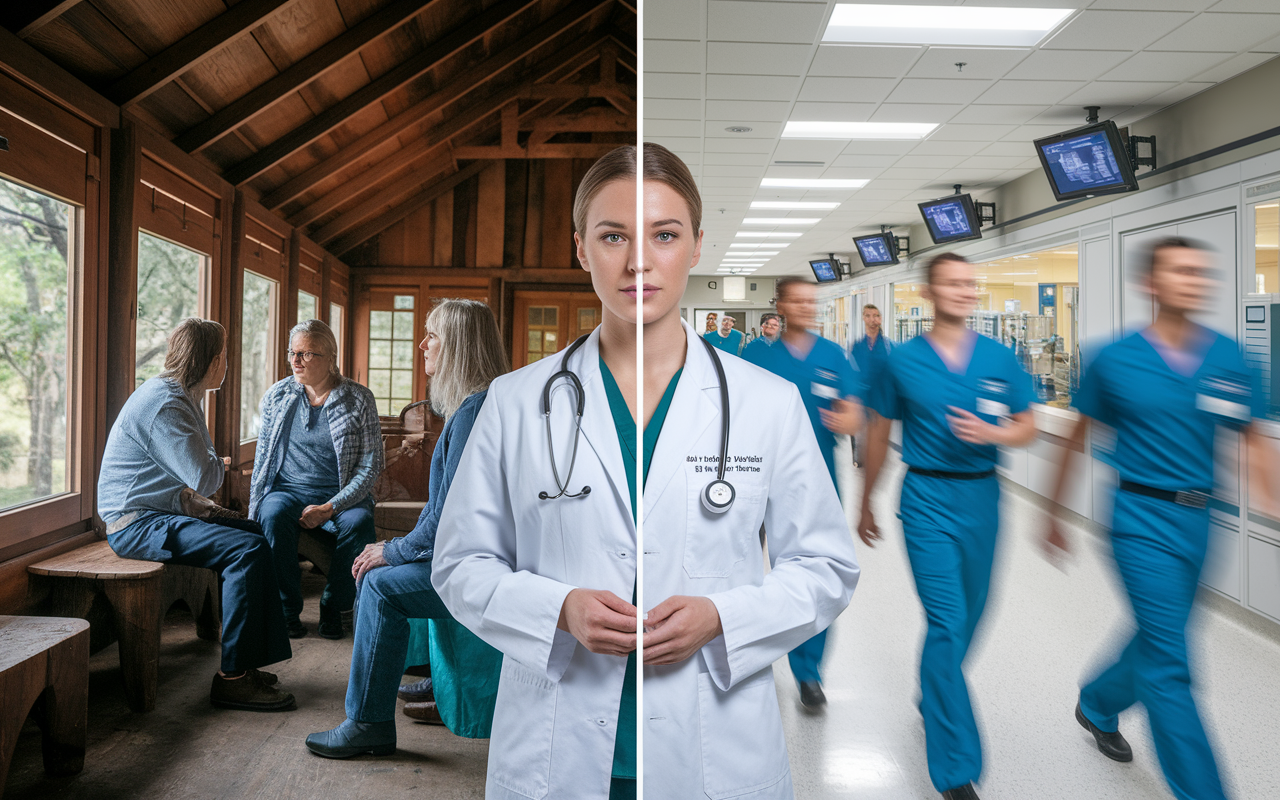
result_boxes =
[318,606,345,640]
[287,619,307,639]
[210,671,296,711]
[942,783,980,800]
[403,701,445,726]
[1076,702,1133,762]
[251,669,279,686]
[305,719,396,759]
[799,680,827,709]
[397,677,434,703]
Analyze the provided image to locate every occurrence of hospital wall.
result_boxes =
[820,143,1280,629]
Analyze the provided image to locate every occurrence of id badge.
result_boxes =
[812,382,839,401]
[977,397,1010,418]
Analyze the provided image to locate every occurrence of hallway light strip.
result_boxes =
[824,4,1074,47]
[735,231,803,238]
[782,121,937,140]
[751,201,841,209]
[761,178,869,189]
[742,218,820,225]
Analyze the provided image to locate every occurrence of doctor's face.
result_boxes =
[576,178,640,327]
[642,180,703,326]
[923,259,979,323]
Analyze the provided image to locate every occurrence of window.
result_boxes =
[527,306,559,363]
[0,177,76,512]
[1256,202,1278,295]
[892,283,932,341]
[135,232,208,387]
[367,294,416,416]
[298,289,317,324]
[330,302,344,366]
[240,270,278,441]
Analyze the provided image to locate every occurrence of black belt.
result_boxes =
[907,467,995,480]
[1119,481,1210,509]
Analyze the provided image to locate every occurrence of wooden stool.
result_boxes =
[27,541,219,713]
[0,615,89,792]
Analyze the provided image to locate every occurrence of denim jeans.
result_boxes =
[108,513,292,673]
[345,560,452,724]
[258,488,374,621]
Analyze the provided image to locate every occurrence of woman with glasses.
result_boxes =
[251,319,384,640]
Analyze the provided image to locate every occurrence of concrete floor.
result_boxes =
[5,569,489,800]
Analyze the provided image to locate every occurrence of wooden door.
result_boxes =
[511,290,603,369]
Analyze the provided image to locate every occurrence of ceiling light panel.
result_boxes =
[782,121,938,140]
[761,178,869,189]
[751,201,841,209]
[823,4,1075,47]
[742,218,820,225]
[735,231,804,238]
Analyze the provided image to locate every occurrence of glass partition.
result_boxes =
[1257,202,1279,295]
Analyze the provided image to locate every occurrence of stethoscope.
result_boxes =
[539,333,736,515]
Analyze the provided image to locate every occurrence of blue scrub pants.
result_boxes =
[900,471,999,793]
[108,514,292,673]
[1079,491,1225,800]
[788,630,827,684]
[346,560,453,724]
[258,488,375,622]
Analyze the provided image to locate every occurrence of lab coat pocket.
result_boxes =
[696,669,790,799]
[684,477,765,578]
[490,659,558,799]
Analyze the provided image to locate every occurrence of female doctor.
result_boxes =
[636,144,860,798]
[432,145,646,800]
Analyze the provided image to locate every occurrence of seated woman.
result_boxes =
[305,299,506,757]
[98,318,295,711]
[251,319,383,640]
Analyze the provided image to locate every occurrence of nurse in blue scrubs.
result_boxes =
[744,277,862,708]
[1045,237,1278,800]
[859,253,1037,800]
[850,303,892,467]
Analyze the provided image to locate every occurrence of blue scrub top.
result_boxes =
[1075,328,1261,492]
[741,336,776,361]
[744,332,862,484]
[850,334,892,396]
[704,328,744,356]
[872,332,1033,472]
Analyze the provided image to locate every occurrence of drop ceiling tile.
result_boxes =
[706,100,792,121]
[894,154,968,169]
[907,47,1031,80]
[1001,124,1077,142]
[1150,12,1280,51]
[1091,0,1214,10]
[839,140,917,155]
[646,99,704,120]
[822,166,887,180]
[645,0,705,40]
[910,140,988,156]
[772,139,849,163]
[706,42,813,76]
[648,119,704,138]
[670,152,702,167]
[706,120,782,138]
[940,168,1008,183]
[706,75,799,101]
[869,104,963,123]
[876,168,949,181]
[1041,11,1195,51]
[1194,52,1276,82]
[976,80,1084,105]
[704,137,776,154]
[799,77,898,104]
[928,124,1018,141]
[959,155,1031,170]
[707,1,827,44]
[1102,52,1234,83]
[1061,81,1178,105]
[703,165,765,178]
[704,152,771,166]
[808,45,924,77]
[830,154,904,168]
[649,137,703,153]
[645,40,706,73]
[1005,50,1131,82]
[885,78,991,105]
[950,105,1050,125]
[645,73,703,100]
[1029,105,1133,125]
[764,164,828,179]
[978,141,1036,157]
[1209,0,1280,10]
[852,189,912,201]
[788,102,877,122]
[1141,82,1215,109]
[702,176,762,188]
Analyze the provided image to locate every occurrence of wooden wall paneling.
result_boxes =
[286,230,301,331]
[0,26,119,129]
[0,100,88,206]
[1,1,85,40]
[0,68,94,155]
[433,194,453,266]
[540,159,572,268]
[227,191,249,485]
[477,161,505,267]
[452,179,472,268]
[523,159,544,265]
[402,204,434,266]
[503,159,527,266]
[378,220,407,266]
[105,120,140,432]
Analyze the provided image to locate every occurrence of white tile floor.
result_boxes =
[774,441,1280,799]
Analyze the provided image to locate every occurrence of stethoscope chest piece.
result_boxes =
[702,479,735,514]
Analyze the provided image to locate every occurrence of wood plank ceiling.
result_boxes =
[5,0,637,255]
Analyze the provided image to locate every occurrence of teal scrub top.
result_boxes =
[599,357,682,781]
[741,336,776,361]
[870,331,1033,473]
[743,332,862,485]
[704,328,744,356]
[1074,327,1261,492]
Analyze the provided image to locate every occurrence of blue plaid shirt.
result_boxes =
[249,377,384,519]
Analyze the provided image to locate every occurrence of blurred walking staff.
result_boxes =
[1045,237,1278,800]
[849,304,891,468]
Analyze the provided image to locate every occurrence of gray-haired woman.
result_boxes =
[251,319,384,640]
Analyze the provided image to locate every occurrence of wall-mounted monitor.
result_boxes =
[1033,120,1139,202]
[853,233,899,268]
[918,194,983,245]
[808,258,840,283]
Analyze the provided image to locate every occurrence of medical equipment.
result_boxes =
[699,335,735,514]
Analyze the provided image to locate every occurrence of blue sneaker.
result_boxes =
[305,719,396,759]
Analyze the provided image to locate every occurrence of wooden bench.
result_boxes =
[27,541,220,713]
[0,615,89,793]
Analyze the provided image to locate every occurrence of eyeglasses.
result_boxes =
[286,350,325,364]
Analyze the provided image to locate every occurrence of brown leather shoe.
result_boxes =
[251,669,278,686]
[402,701,445,725]
[210,671,296,711]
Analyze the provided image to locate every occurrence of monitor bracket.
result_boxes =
[953,185,996,228]
[880,226,907,256]
[1126,133,1157,171]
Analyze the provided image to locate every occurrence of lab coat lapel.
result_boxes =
[572,328,634,524]
[643,320,720,519]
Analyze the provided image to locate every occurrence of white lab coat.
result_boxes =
[642,321,860,799]
[433,326,637,800]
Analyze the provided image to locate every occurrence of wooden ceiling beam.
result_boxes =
[329,160,488,255]
[1,0,82,38]
[451,142,626,160]
[174,0,436,154]
[287,39,604,228]
[257,0,609,209]
[312,150,458,245]
[223,0,543,187]
[108,0,302,108]
[525,110,634,134]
